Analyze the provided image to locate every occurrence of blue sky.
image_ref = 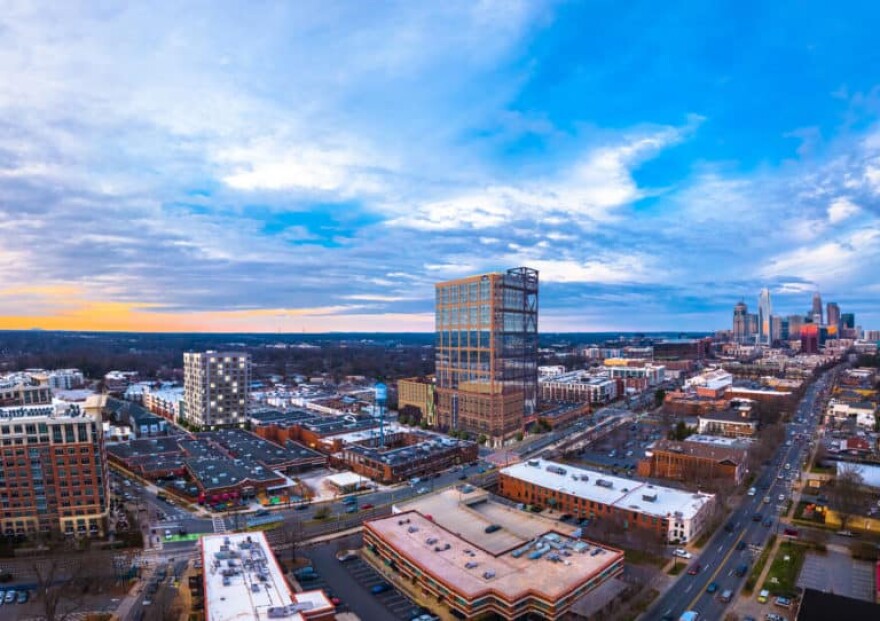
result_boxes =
[1,1,879,332]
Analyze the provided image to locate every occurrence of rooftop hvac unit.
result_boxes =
[546,465,567,475]
[595,479,613,488]
[642,493,658,502]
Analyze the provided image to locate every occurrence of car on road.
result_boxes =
[370,582,391,594]
[706,581,718,593]
[757,589,770,603]
[336,550,358,562]
[672,548,692,559]
[763,517,773,527]
[763,496,771,503]
[736,541,747,551]
[687,563,701,575]
[752,513,762,522]
[342,496,358,505]
[719,589,733,603]
[294,503,309,511]
[345,505,358,513]
[416,487,429,494]
[735,563,748,577]
[360,503,374,510]
[778,494,785,502]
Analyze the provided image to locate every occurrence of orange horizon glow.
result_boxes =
[0,289,435,333]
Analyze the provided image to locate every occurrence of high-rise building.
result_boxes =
[826,302,841,333]
[787,314,804,340]
[841,313,855,329]
[758,288,773,344]
[435,267,538,447]
[0,404,110,537]
[771,315,783,343]
[811,292,823,325]
[732,301,749,343]
[183,351,251,429]
[747,313,759,337]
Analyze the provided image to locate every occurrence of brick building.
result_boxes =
[396,376,436,426]
[637,438,748,485]
[0,404,110,537]
[498,459,714,544]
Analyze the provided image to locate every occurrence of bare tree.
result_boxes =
[144,579,182,621]
[30,549,112,621]
[828,462,868,531]
[278,518,305,567]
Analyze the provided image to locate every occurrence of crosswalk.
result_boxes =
[212,516,228,533]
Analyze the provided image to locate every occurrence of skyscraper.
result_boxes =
[841,313,855,329]
[826,302,841,333]
[801,323,819,354]
[758,288,773,344]
[787,314,804,340]
[435,267,538,447]
[183,351,251,429]
[732,301,749,343]
[811,292,823,325]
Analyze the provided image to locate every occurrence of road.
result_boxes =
[644,368,835,620]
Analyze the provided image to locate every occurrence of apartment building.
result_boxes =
[0,404,110,537]
[183,352,251,429]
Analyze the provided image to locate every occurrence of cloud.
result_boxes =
[827,197,860,223]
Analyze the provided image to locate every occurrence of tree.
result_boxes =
[828,462,868,531]
[278,518,305,566]
[30,549,114,621]
[653,389,667,409]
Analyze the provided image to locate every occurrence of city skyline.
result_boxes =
[1,3,880,333]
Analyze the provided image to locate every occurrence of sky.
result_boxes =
[1,1,880,333]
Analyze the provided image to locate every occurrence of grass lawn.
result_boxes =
[668,563,685,575]
[744,534,776,595]
[761,541,807,597]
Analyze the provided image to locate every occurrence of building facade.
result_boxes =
[732,301,750,343]
[539,372,618,404]
[637,439,747,485]
[826,302,841,333]
[396,377,436,426]
[0,405,110,537]
[499,459,715,543]
[801,323,820,354]
[435,267,538,446]
[183,351,251,429]
[811,292,823,325]
[0,380,52,407]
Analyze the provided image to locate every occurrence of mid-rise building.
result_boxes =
[499,459,715,543]
[801,323,820,354]
[539,371,618,404]
[0,404,109,537]
[0,380,52,407]
[435,267,539,446]
[396,376,435,426]
[183,351,251,429]
[787,314,804,339]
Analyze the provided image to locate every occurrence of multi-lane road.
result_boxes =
[645,369,833,621]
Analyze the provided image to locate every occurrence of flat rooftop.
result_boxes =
[396,487,579,555]
[371,498,621,602]
[198,429,324,468]
[501,458,713,519]
[202,531,332,621]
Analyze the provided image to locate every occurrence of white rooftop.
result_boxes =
[325,471,372,488]
[686,434,752,447]
[501,458,714,519]
[202,532,332,621]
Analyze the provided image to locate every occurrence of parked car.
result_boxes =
[673,548,692,559]
[371,582,391,595]
[774,596,792,608]
[757,589,770,603]
[5,590,16,603]
[336,550,358,562]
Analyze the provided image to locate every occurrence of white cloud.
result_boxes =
[762,226,880,282]
[827,197,860,223]
[516,257,655,285]
[388,119,699,231]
